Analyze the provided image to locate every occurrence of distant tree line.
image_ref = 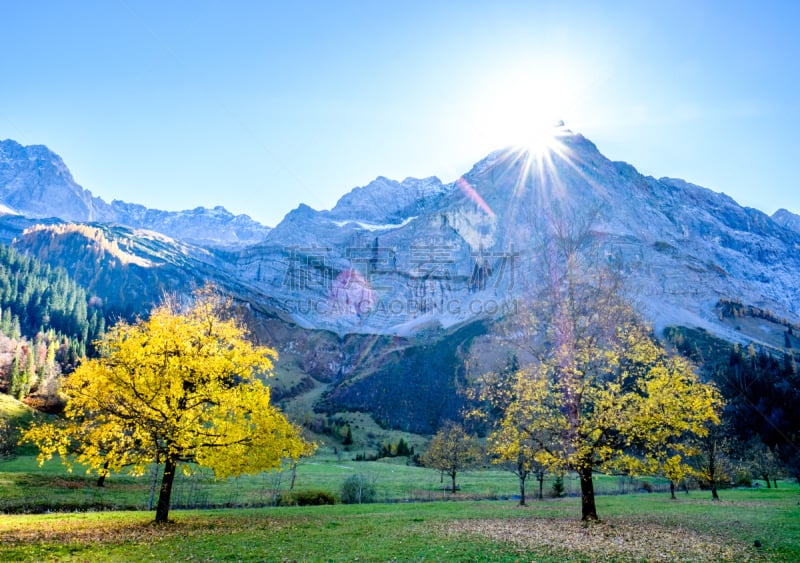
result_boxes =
[353,437,416,462]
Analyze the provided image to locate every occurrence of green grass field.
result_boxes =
[0,449,675,513]
[0,487,798,562]
[1,449,799,561]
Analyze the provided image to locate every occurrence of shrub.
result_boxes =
[735,470,753,488]
[277,489,336,506]
[0,419,14,457]
[340,473,377,504]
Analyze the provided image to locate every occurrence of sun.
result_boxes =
[471,64,582,156]
[516,118,567,155]
[490,87,568,155]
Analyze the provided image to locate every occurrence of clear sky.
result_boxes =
[2,1,798,227]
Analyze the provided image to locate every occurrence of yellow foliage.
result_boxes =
[21,287,313,480]
[421,422,483,490]
[488,319,722,479]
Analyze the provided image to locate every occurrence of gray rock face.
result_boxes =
[0,139,270,247]
[231,129,800,344]
[4,133,800,349]
[109,201,271,248]
[6,131,800,432]
[328,176,449,223]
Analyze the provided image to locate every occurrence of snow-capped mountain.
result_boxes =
[0,139,270,247]
[5,128,800,350]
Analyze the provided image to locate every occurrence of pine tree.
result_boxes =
[24,350,36,395]
[8,356,24,399]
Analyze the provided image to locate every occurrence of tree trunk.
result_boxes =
[773,477,778,488]
[148,462,159,511]
[669,480,676,499]
[708,441,720,500]
[155,459,178,524]
[579,466,599,521]
[96,461,110,487]
[763,474,771,488]
[450,471,458,493]
[538,472,545,500]
[290,461,298,490]
[518,473,527,506]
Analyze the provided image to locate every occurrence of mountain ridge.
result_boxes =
[4,131,799,343]
[0,139,271,247]
[772,207,800,235]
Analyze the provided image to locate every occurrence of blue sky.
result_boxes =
[2,1,798,226]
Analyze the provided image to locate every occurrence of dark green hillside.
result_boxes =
[13,223,205,320]
[0,244,102,404]
[0,244,96,345]
[316,321,488,433]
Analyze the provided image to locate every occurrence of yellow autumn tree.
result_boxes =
[491,206,722,521]
[497,305,721,520]
[486,420,547,505]
[21,287,313,523]
[472,362,549,506]
[421,421,483,493]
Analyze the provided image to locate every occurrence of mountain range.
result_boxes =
[0,139,271,247]
[2,130,799,433]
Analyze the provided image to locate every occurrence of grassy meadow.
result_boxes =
[0,448,678,513]
[1,448,799,561]
[0,486,798,561]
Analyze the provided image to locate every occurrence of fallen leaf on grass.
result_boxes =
[437,517,764,562]
[0,514,289,548]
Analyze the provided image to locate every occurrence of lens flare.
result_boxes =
[456,177,495,218]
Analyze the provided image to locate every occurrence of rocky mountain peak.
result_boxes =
[329,175,449,223]
[237,131,800,344]
[0,139,113,222]
[772,208,800,235]
[7,131,800,435]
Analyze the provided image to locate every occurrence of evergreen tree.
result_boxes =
[24,350,36,396]
[8,356,23,399]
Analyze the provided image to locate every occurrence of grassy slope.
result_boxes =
[2,440,798,561]
[0,393,40,456]
[4,390,797,560]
